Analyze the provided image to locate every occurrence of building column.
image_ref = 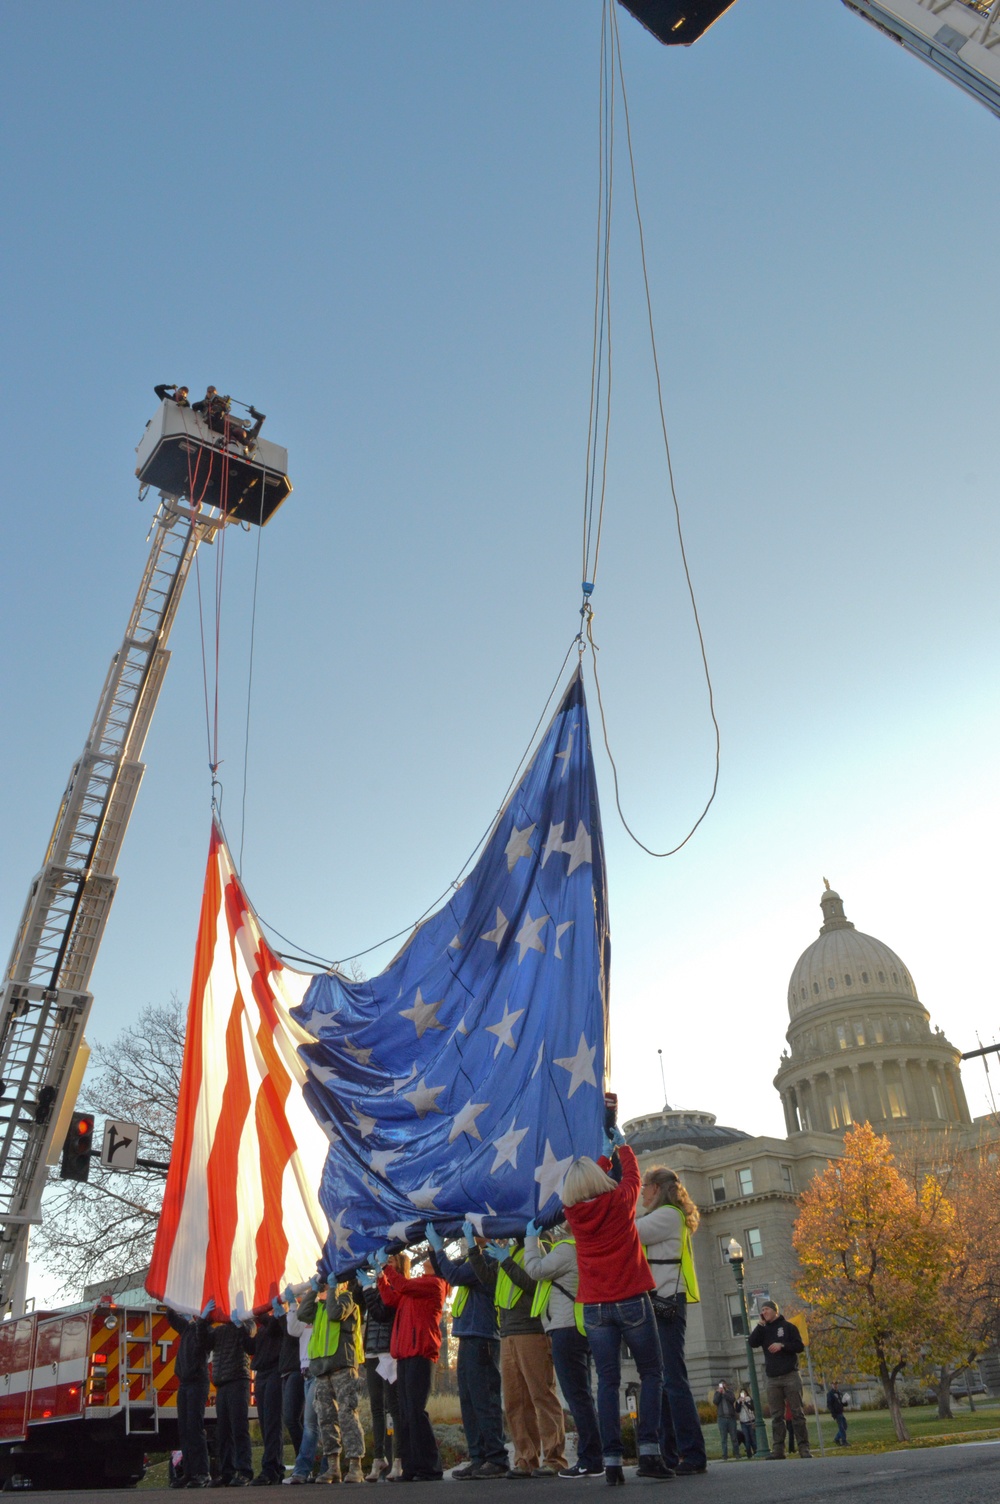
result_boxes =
[849,1063,864,1124]
[918,1058,934,1118]
[896,1058,913,1118]
[782,1089,799,1135]
[873,1061,887,1120]
[945,1064,971,1125]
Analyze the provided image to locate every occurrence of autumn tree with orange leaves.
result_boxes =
[792,1122,959,1442]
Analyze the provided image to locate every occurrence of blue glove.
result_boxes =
[231,1308,244,1325]
[200,1298,215,1319]
[372,1246,389,1270]
[609,1124,626,1149]
[425,1224,444,1251]
[462,1220,476,1246]
[524,1219,541,1239]
[484,1242,507,1262]
[271,1297,283,1317]
[309,1274,321,1291]
[282,1285,295,1305]
[355,1269,376,1289]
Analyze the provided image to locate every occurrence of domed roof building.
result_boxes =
[774,883,970,1137]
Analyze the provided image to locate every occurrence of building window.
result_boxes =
[931,1082,945,1119]
[861,971,869,984]
[853,1020,866,1046]
[827,1095,840,1130]
[737,1167,754,1197]
[780,1164,794,1193]
[813,982,820,995]
[886,1083,907,1119]
[719,1237,733,1265]
[828,977,835,990]
[838,1085,853,1126]
[836,1024,849,1050]
[710,1175,726,1204]
[726,1293,746,1337]
[745,1227,763,1259]
[844,973,852,986]
[871,1018,884,1044]
[878,971,885,983]
[892,972,898,983]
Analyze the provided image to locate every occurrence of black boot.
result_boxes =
[605,1466,625,1486]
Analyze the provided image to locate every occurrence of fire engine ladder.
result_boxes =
[122,1312,159,1435]
[0,497,223,1316]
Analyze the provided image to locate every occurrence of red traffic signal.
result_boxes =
[60,1112,95,1182]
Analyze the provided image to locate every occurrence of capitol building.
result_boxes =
[622,883,996,1399]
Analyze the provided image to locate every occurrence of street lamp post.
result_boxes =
[727,1238,770,1458]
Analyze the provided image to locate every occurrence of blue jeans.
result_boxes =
[550,1327,602,1473]
[834,1412,848,1444]
[291,1375,319,1479]
[457,1337,507,1468]
[583,1296,663,1464]
[653,1300,706,1469]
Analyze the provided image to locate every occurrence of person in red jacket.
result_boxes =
[563,1129,669,1484]
[377,1251,448,1481]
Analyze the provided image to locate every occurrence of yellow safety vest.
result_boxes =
[451,1286,470,1319]
[642,1225,700,1305]
[308,1299,365,1367]
[494,1247,526,1311]
[528,1239,586,1336]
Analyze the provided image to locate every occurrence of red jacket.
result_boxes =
[378,1266,448,1361]
[564,1145,654,1305]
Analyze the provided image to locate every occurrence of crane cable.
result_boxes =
[581,0,720,858]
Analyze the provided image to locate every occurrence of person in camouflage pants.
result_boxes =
[314,1369,365,1471]
[298,1280,367,1484]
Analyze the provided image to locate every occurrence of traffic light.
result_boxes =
[60,1112,94,1182]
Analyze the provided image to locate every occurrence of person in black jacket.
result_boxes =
[358,1270,401,1480]
[205,1311,255,1485]
[154,383,190,407]
[165,1299,213,1487]
[826,1384,848,1446]
[276,1297,305,1460]
[748,1303,812,1460]
[251,1306,286,1485]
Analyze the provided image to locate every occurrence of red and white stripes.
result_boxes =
[146,822,329,1316]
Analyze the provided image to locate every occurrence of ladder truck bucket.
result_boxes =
[135,401,292,525]
[617,1,738,46]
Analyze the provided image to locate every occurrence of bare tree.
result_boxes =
[30,998,184,1299]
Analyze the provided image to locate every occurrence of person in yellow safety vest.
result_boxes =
[635,1166,708,1476]
[295,1275,366,1484]
[522,1221,604,1477]
[425,1223,507,1480]
[467,1236,567,1479]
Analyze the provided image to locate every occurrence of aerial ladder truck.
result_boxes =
[0,395,291,1320]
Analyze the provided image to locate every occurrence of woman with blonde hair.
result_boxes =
[635,1167,707,1476]
[562,1131,669,1484]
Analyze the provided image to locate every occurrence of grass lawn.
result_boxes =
[704,1398,1000,1459]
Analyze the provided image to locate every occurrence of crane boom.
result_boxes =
[0,496,220,1315]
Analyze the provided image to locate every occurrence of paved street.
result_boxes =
[15,1441,1000,1504]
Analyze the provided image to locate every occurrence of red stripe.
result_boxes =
[201,966,252,1314]
[147,822,222,1299]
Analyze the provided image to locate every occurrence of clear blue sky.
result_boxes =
[3,0,998,1218]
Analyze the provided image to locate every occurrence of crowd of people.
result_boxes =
[169,1130,827,1486]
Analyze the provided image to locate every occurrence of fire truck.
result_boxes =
[0,1297,192,1489]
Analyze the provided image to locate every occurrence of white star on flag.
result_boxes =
[562,821,593,876]
[387,1220,414,1242]
[555,728,575,778]
[485,1000,524,1058]
[354,1109,378,1139]
[408,1178,442,1210]
[541,822,565,868]
[554,1033,598,1098]
[377,1063,419,1096]
[399,988,446,1039]
[480,908,509,947]
[369,1147,401,1177]
[504,823,536,872]
[343,1039,374,1065]
[403,1077,446,1117]
[449,933,462,949]
[514,910,548,963]
[466,1212,486,1236]
[449,1099,490,1143]
[534,1141,574,1208]
[330,1211,354,1251]
[490,1118,529,1173]
[532,1042,544,1078]
[554,920,574,959]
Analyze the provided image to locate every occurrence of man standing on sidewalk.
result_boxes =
[827,1383,849,1446]
[712,1381,740,1460]
[748,1302,812,1460]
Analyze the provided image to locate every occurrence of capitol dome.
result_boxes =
[787,884,916,1020]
